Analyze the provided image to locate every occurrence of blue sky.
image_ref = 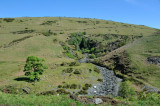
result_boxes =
[0,0,160,29]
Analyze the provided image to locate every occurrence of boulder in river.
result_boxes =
[93,98,103,104]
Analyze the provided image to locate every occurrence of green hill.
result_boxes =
[0,17,159,105]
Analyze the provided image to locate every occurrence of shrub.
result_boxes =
[41,20,57,25]
[85,83,92,88]
[62,46,69,50]
[53,33,57,35]
[75,51,83,59]
[90,48,95,53]
[82,87,88,90]
[119,81,136,98]
[63,68,73,73]
[82,32,86,35]
[81,49,90,53]
[77,90,88,94]
[42,30,55,36]
[56,89,70,95]
[63,84,70,89]
[1,85,20,94]
[60,32,64,34]
[65,51,75,59]
[39,90,56,95]
[73,69,81,74]
[53,38,57,43]
[3,18,15,22]
[69,61,80,66]
[89,54,96,59]
[70,84,77,89]
[94,67,100,74]
[97,79,103,82]
[58,85,62,88]
[89,69,92,73]
[82,83,92,90]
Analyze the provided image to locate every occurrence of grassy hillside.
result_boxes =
[127,33,160,87]
[0,17,159,105]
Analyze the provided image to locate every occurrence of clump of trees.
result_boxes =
[68,32,97,54]
[24,56,48,82]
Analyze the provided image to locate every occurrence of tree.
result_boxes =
[24,56,48,82]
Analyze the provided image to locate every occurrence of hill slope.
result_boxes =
[0,17,159,96]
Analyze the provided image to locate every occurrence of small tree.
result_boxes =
[24,56,48,82]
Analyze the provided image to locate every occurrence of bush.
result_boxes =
[41,20,57,25]
[1,85,20,94]
[81,49,90,53]
[97,78,103,82]
[94,67,100,74]
[65,51,75,59]
[85,83,92,88]
[63,68,73,73]
[39,90,56,95]
[89,69,92,73]
[3,18,15,22]
[73,69,81,74]
[53,38,57,43]
[82,83,92,90]
[60,32,64,34]
[82,32,86,35]
[63,84,70,89]
[56,89,70,95]
[70,84,77,89]
[89,54,96,59]
[69,61,80,66]
[58,85,62,88]
[82,87,88,90]
[77,90,88,94]
[119,81,136,98]
[62,46,69,50]
[42,30,54,36]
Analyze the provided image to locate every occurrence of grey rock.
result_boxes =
[23,87,30,94]
[142,85,160,93]
[147,56,160,64]
[93,98,103,104]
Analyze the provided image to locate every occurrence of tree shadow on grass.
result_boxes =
[14,77,30,82]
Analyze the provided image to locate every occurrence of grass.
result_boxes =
[0,91,86,106]
[0,17,159,105]
[127,34,160,87]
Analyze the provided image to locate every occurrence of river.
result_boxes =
[79,54,122,96]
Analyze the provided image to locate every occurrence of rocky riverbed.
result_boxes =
[79,54,122,96]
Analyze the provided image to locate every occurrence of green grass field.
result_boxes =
[0,17,159,105]
[127,34,160,87]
